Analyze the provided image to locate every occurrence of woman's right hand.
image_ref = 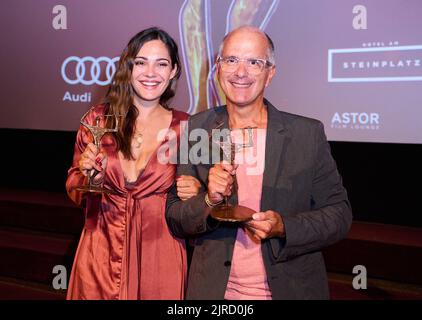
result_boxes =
[78,143,107,182]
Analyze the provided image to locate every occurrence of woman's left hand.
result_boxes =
[176,175,201,201]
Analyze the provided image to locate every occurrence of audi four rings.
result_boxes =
[61,56,119,86]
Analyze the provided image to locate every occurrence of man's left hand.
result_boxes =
[244,210,286,240]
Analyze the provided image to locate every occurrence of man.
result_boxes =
[166,26,352,299]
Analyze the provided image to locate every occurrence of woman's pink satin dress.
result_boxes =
[66,105,188,300]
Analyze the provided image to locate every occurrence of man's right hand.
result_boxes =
[207,162,237,204]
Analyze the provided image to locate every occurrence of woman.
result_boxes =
[66,27,199,299]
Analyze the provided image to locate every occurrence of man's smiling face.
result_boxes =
[217,29,275,108]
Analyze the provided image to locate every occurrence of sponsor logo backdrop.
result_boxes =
[1,0,421,143]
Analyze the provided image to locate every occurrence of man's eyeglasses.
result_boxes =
[217,56,274,74]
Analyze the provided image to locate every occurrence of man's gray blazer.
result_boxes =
[166,99,352,299]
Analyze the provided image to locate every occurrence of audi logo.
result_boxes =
[61,56,119,86]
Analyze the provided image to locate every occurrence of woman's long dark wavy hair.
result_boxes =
[105,27,181,160]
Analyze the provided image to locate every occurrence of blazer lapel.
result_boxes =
[261,99,288,211]
[210,106,229,132]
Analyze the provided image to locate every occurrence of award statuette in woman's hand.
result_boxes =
[74,112,119,194]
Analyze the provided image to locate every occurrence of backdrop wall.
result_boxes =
[1,0,421,143]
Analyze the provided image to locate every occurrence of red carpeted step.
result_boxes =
[2,188,422,299]
[328,273,422,300]
[0,276,66,300]
[0,228,79,285]
[0,188,84,235]
[323,221,422,286]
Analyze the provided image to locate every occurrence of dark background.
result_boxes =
[2,127,421,228]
